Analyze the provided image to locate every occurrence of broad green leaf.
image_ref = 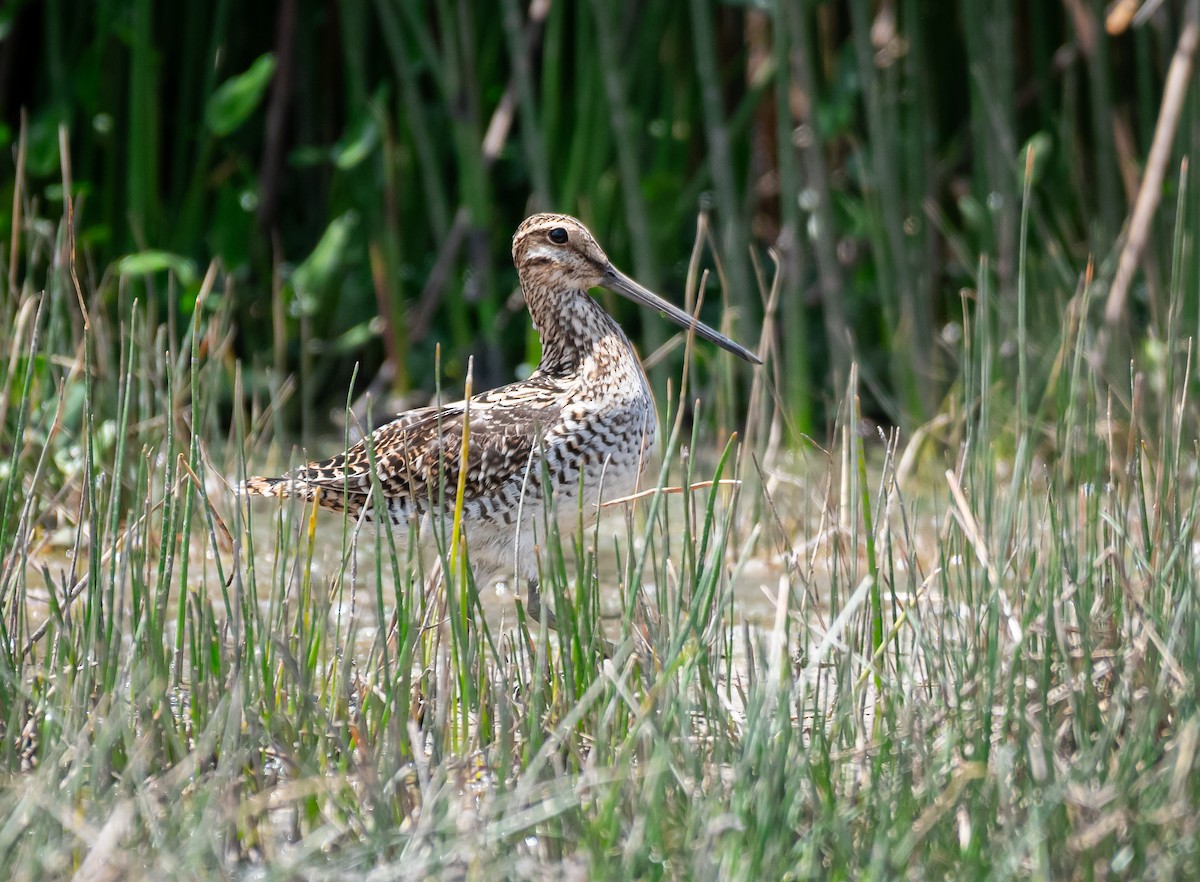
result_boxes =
[332,113,380,170]
[117,250,198,286]
[332,85,389,170]
[205,53,277,137]
[292,212,358,307]
[331,319,378,352]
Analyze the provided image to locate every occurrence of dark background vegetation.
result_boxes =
[1,0,1194,440]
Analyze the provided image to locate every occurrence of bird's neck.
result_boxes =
[522,280,631,376]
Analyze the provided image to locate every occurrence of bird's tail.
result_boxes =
[239,475,289,497]
[238,475,360,517]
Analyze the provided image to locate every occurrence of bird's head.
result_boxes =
[512,213,611,291]
[512,212,761,365]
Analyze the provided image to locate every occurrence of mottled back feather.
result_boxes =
[242,374,569,525]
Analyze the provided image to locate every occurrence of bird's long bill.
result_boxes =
[602,266,763,365]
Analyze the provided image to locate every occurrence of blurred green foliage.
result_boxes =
[1,0,1195,437]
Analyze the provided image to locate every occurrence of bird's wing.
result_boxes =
[244,378,566,515]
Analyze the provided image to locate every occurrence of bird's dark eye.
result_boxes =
[548,227,569,245]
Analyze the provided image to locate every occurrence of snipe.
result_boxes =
[241,213,761,624]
